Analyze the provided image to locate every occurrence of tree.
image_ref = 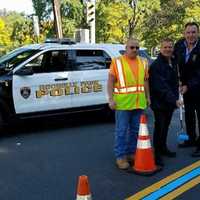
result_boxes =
[60,0,84,37]
[0,18,11,54]
[0,11,35,50]
[1,0,200,52]
[11,18,34,46]
[32,0,52,23]
[96,1,132,43]
[185,0,200,23]
[141,0,192,49]
[95,0,160,43]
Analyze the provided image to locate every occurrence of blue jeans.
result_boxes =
[114,109,143,159]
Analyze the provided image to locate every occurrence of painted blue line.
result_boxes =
[142,167,200,200]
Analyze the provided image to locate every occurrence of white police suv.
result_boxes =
[0,39,152,128]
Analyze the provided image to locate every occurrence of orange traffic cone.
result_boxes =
[133,114,161,175]
[76,175,92,200]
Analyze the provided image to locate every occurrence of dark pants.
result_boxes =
[153,109,174,156]
[184,97,200,144]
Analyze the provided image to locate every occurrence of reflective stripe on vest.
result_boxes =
[114,85,144,93]
[116,59,125,88]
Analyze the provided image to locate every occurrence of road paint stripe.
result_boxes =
[126,160,200,200]
[142,167,200,200]
[160,175,200,200]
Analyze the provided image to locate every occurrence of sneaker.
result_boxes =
[161,149,176,157]
[178,140,196,148]
[191,148,200,157]
[116,158,130,170]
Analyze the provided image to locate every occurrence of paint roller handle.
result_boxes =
[179,92,184,127]
[180,106,183,121]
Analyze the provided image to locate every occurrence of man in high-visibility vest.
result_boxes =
[107,38,150,170]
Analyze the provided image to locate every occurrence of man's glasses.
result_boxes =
[129,46,139,50]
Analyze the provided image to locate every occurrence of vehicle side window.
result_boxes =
[139,50,148,58]
[24,50,71,73]
[75,50,111,71]
[119,50,125,55]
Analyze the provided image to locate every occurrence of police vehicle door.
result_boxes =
[13,50,72,114]
[70,49,110,108]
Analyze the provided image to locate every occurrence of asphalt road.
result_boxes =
[0,109,199,200]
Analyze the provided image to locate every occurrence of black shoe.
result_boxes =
[178,140,196,148]
[155,156,164,167]
[161,149,176,157]
[191,148,200,157]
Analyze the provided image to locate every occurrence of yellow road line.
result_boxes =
[160,175,200,200]
[126,160,200,200]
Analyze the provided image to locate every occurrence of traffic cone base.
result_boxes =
[133,149,161,175]
[133,165,162,176]
[76,194,92,200]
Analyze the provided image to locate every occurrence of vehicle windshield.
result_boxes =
[0,48,40,71]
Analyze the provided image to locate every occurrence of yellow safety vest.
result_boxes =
[113,55,147,110]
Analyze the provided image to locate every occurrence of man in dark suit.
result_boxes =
[174,22,200,156]
[149,38,183,166]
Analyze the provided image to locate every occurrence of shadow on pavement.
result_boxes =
[0,110,114,138]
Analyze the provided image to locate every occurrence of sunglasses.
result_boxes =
[129,46,139,50]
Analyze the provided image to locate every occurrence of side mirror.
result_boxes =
[14,67,34,76]
[105,57,112,62]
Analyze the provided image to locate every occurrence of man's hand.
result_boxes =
[108,99,116,110]
[180,85,188,94]
[146,96,151,107]
[176,100,184,107]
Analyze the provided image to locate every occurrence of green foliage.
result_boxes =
[32,0,52,22]
[96,1,132,43]
[32,0,84,38]
[60,0,84,37]
[141,0,195,49]
[185,0,200,23]
[40,20,54,39]
[0,12,35,55]
[11,18,34,46]
[0,18,11,55]
[0,0,200,55]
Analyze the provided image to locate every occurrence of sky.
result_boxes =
[0,0,34,15]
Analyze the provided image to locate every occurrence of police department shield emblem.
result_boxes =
[20,87,31,99]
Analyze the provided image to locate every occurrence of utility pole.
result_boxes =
[52,0,63,39]
[33,15,40,43]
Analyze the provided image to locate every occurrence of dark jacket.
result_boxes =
[174,38,200,101]
[149,54,179,111]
